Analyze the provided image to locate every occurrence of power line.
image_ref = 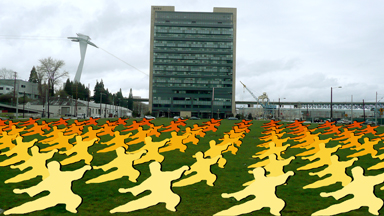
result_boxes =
[99,47,148,76]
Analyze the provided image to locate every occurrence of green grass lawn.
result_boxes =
[1,118,384,215]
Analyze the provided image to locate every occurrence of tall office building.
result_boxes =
[149,6,236,118]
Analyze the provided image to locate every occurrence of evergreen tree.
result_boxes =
[28,66,38,83]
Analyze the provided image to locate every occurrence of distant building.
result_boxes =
[149,6,237,118]
[0,79,39,99]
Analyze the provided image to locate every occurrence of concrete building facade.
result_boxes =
[0,79,39,99]
[149,6,236,118]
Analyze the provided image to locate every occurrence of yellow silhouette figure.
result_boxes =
[182,127,205,145]
[147,124,163,138]
[39,126,66,144]
[347,137,380,158]
[290,131,321,147]
[59,136,98,165]
[95,123,116,137]
[40,131,76,152]
[5,146,57,183]
[217,134,242,155]
[259,131,286,141]
[214,167,294,216]
[244,154,295,186]
[97,131,132,153]
[333,127,356,141]
[295,137,332,157]
[4,161,91,215]
[298,143,341,171]
[304,155,358,189]
[339,132,364,149]
[81,126,102,142]
[224,129,245,139]
[110,162,189,213]
[86,147,146,184]
[253,142,290,160]
[63,124,84,136]
[20,123,46,137]
[3,125,25,136]
[0,137,38,167]
[173,151,221,187]
[258,134,289,148]
[133,137,169,165]
[312,166,384,216]
[159,132,190,153]
[204,140,231,168]
[124,126,152,146]
[0,131,18,152]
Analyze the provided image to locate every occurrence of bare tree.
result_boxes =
[36,57,69,96]
[0,68,17,79]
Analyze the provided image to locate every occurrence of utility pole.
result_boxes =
[351,95,353,123]
[375,92,378,125]
[363,99,366,122]
[211,87,215,119]
[23,91,25,118]
[13,72,17,106]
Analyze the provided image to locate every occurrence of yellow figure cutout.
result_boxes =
[0,131,18,152]
[147,125,163,138]
[333,127,356,141]
[347,137,380,158]
[4,161,91,215]
[20,123,46,137]
[224,129,245,139]
[86,147,146,184]
[81,126,102,142]
[133,137,169,165]
[124,126,152,146]
[110,162,189,213]
[97,131,132,153]
[173,151,221,187]
[298,143,341,171]
[312,166,384,216]
[290,132,321,147]
[159,131,190,153]
[258,135,289,148]
[339,132,364,149]
[259,131,286,141]
[182,127,205,145]
[217,134,242,155]
[3,125,25,136]
[304,155,358,189]
[59,136,98,165]
[0,137,37,167]
[295,137,332,157]
[5,146,57,183]
[40,126,66,144]
[244,154,295,186]
[63,124,84,136]
[253,142,290,160]
[204,140,231,168]
[40,132,76,152]
[214,167,294,216]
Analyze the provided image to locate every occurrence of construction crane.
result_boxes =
[240,81,275,118]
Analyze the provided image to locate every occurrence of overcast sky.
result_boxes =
[1,0,383,104]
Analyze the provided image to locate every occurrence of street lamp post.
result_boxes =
[330,86,342,121]
[278,97,285,120]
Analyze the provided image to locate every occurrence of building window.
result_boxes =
[21,85,26,88]
[0,87,3,90]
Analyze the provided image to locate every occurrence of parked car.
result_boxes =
[227,117,238,120]
[337,119,351,124]
[189,116,200,120]
[363,119,376,125]
[145,115,156,119]
[173,116,184,120]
